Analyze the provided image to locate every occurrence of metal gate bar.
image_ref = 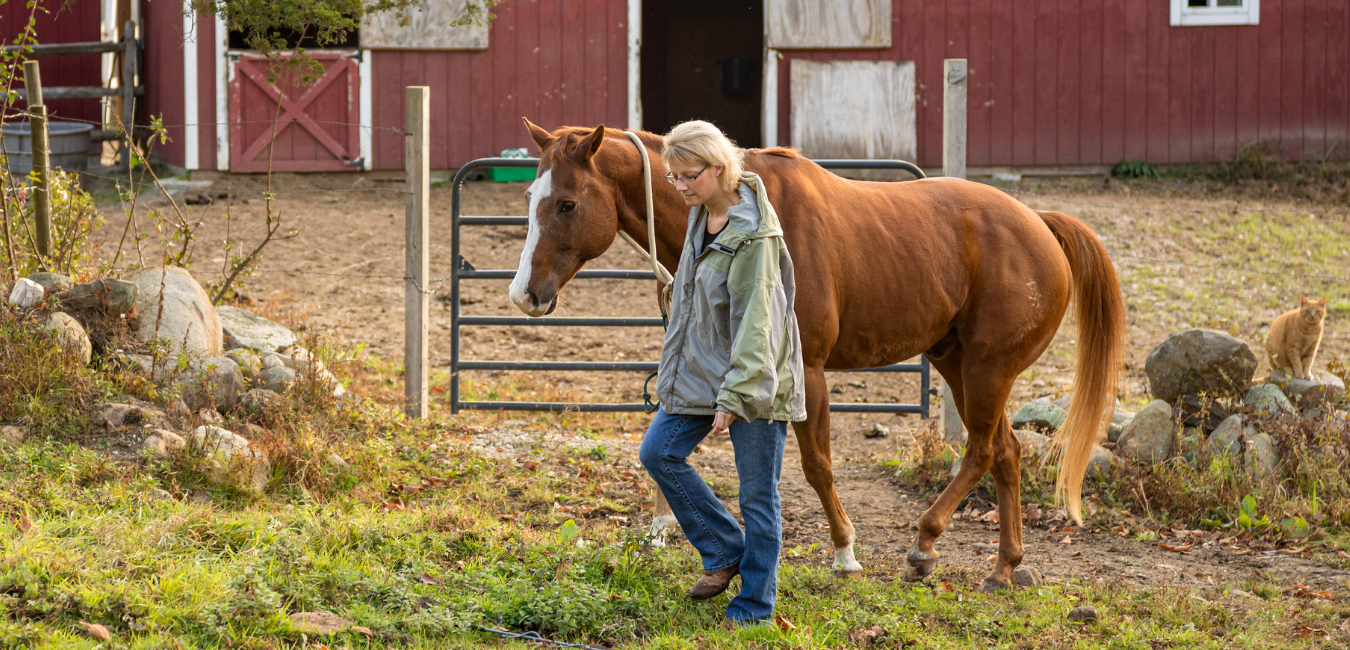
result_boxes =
[448,158,930,415]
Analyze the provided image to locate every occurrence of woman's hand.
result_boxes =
[712,410,736,435]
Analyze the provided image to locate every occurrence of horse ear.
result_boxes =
[523,118,554,152]
[578,124,606,160]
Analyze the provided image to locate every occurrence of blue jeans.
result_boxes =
[638,408,787,623]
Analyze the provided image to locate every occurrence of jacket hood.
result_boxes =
[699,171,783,252]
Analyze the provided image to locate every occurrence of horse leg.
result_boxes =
[982,414,1025,592]
[796,364,862,577]
[644,488,678,546]
[905,353,969,579]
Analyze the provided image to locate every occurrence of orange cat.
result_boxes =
[1265,296,1326,380]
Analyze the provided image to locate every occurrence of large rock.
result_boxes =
[258,365,296,393]
[1086,444,1113,477]
[126,267,222,355]
[58,279,138,316]
[1271,369,1346,410]
[1115,399,1176,463]
[1012,403,1066,434]
[225,348,263,380]
[180,356,244,413]
[217,306,297,353]
[1243,432,1280,477]
[1207,414,1247,457]
[43,312,92,365]
[238,388,281,413]
[142,429,186,457]
[26,272,73,293]
[91,401,167,431]
[1176,393,1233,432]
[8,278,43,308]
[189,426,270,495]
[1144,329,1258,402]
[1244,384,1295,417]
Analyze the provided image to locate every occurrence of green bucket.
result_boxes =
[489,167,537,182]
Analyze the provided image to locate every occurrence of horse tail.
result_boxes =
[1036,210,1126,525]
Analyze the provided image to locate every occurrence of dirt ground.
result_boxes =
[86,168,1350,593]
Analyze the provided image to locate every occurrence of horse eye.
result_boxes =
[558,201,576,214]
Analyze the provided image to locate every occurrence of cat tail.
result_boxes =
[1037,211,1127,525]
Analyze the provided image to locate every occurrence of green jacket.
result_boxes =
[655,171,807,423]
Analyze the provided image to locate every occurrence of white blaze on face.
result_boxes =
[509,169,553,312]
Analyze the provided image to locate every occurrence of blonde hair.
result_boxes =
[661,120,744,193]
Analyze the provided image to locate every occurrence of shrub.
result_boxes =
[1111,159,1162,180]
[0,169,104,279]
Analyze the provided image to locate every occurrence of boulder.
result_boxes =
[258,365,296,393]
[1012,566,1045,587]
[225,348,263,379]
[1244,384,1295,417]
[43,312,92,365]
[142,429,186,457]
[26,272,73,293]
[1086,444,1113,477]
[1243,432,1280,478]
[238,388,281,413]
[57,279,138,316]
[8,278,43,308]
[189,426,270,495]
[0,425,26,446]
[91,402,163,431]
[1115,399,1176,463]
[181,356,244,413]
[1207,414,1246,457]
[262,352,293,370]
[126,266,222,355]
[1012,403,1067,434]
[1176,393,1233,432]
[865,422,889,439]
[1276,369,1345,410]
[217,306,297,353]
[1144,329,1258,402]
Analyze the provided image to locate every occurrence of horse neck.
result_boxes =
[611,142,688,275]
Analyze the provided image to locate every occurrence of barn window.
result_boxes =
[1170,0,1260,26]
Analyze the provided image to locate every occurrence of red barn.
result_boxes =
[19,0,1350,172]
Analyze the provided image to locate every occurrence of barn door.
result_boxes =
[229,52,361,172]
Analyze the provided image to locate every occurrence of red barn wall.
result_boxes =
[141,0,187,167]
[369,0,630,169]
[4,0,102,127]
[779,0,1350,168]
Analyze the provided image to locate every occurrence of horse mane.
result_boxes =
[546,125,666,154]
[745,146,801,159]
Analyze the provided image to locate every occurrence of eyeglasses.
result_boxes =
[664,165,709,186]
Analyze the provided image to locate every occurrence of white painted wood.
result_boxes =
[405,87,431,419]
[215,12,229,171]
[359,51,373,170]
[941,58,967,444]
[789,59,914,160]
[627,0,642,131]
[767,0,890,49]
[761,49,779,148]
[1171,0,1259,26]
[99,0,116,102]
[362,0,488,50]
[183,8,199,170]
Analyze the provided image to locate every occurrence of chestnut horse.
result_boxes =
[508,120,1124,592]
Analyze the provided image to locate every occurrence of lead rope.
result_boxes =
[620,131,673,414]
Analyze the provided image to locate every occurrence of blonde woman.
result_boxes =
[638,121,806,626]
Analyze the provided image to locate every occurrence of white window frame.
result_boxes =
[1171,0,1260,26]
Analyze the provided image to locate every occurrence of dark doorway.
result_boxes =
[642,1,763,148]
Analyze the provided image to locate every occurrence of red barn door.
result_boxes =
[229,52,361,172]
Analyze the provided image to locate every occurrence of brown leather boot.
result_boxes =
[688,564,739,600]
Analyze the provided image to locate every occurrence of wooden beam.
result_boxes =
[404,86,430,419]
[941,58,968,444]
[1,41,123,57]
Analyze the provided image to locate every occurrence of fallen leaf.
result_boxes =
[1337,550,1350,560]
[422,476,447,487]
[978,510,1000,523]
[774,614,796,631]
[1059,535,1074,544]
[1232,548,1254,556]
[638,504,654,511]
[399,484,422,495]
[1160,542,1194,554]
[556,562,571,579]
[1277,546,1309,556]
[986,554,997,563]
[418,574,439,585]
[17,515,30,534]
[79,621,111,641]
[351,626,374,638]
[378,498,405,513]
[522,460,539,471]
[847,624,887,644]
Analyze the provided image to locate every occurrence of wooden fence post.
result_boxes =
[120,20,136,171]
[940,58,967,443]
[23,61,51,265]
[404,86,430,419]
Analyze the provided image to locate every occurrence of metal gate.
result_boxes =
[447,158,931,416]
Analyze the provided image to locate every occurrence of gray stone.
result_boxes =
[1017,430,1051,459]
[112,349,156,376]
[238,388,281,413]
[258,365,296,393]
[58,279,138,316]
[142,429,186,457]
[146,487,173,501]
[225,348,263,379]
[1177,393,1233,432]
[262,352,293,370]
[8,278,43,308]
[1012,402,1067,434]
[43,312,91,365]
[126,266,222,355]
[181,356,244,413]
[26,272,73,293]
[1177,428,1205,464]
[190,426,270,495]
[1244,432,1280,478]
[865,422,889,439]
[1115,399,1176,463]
[1244,384,1295,417]
[327,452,349,469]
[0,425,26,446]
[217,306,297,353]
[1086,444,1113,477]
[1144,329,1258,402]
[1012,566,1045,587]
[91,402,159,431]
[290,347,345,397]
[1207,415,1247,457]
[1067,606,1098,623]
[1278,369,1346,410]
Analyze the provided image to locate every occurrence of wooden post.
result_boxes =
[23,61,51,264]
[940,58,967,444]
[404,86,430,419]
[120,20,136,171]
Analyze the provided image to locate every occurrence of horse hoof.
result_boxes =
[978,577,1011,594]
[904,548,939,581]
[834,569,864,581]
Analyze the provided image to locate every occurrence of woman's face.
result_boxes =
[667,161,723,207]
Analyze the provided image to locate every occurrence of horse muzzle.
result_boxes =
[513,291,558,317]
